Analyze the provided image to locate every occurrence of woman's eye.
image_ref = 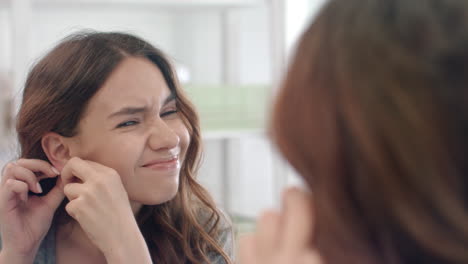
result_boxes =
[116,120,139,128]
[160,110,178,118]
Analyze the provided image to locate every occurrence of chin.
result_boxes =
[135,185,179,205]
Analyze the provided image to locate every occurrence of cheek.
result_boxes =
[105,140,142,167]
[175,122,191,160]
[77,136,144,174]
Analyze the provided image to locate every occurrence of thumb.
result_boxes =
[43,176,65,211]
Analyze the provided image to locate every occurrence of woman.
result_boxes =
[241,0,468,263]
[0,32,233,264]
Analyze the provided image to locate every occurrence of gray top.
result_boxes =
[1,217,234,264]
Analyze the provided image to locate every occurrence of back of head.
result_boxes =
[272,0,468,263]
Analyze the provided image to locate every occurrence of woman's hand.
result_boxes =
[239,187,323,264]
[61,157,151,263]
[0,159,64,261]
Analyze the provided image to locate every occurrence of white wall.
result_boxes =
[28,6,272,86]
[228,136,276,216]
[285,0,327,58]
[227,7,271,85]
[190,7,276,217]
[1,0,326,218]
[30,7,176,65]
[172,10,223,84]
[0,9,11,72]
[0,3,277,218]
[198,135,277,217]
[272,0,328,195]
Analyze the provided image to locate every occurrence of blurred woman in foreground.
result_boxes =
[241,0,468,263]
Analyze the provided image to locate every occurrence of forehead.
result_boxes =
[88,56,172,114]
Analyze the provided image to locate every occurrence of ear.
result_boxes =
[41,132,71,171]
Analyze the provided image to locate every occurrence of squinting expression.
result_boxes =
[67,57,190,213]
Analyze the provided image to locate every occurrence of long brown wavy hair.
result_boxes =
[16,32,232,264]
[272,0,468,263]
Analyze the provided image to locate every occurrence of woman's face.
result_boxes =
[67,56,190,212]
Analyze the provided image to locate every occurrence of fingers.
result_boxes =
[65,196,89,223]
[281,187,315,252]
[63,183,83,201]
[256,210,281,258]
[15,159,60,179]
[238,234,258,264]
[61,158,120,187]
[238,188,319,264]
[2,179,29,203]
[1,162,16,182]
[62,182,86,220]
[65,198,81,220]
[61,157,93,185]
[3,164,42,193]
[1,159,59,192]
[42,176,66,211]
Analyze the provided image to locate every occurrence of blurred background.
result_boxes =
[0,0,325,234]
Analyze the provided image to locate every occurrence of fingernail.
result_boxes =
[51,167,60,175]
[36,183,43,194]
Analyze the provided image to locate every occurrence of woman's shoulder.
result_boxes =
[197,207,235,263]
[197,207,233,233]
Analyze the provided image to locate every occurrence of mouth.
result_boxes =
[143,155,179,170]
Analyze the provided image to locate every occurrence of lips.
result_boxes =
[143,155,179,170]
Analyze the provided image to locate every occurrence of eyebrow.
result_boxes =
[164,92,176,105]
[107,92,176,119]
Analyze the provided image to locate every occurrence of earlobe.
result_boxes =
[41,132,71,171]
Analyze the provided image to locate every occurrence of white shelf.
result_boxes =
[202,129,265,140]
[0,0,264,9]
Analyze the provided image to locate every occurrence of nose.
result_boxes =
[148,119,180,151]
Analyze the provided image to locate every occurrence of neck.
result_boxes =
[56,220,103,258]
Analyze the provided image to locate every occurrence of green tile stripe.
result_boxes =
[183,84,271,131]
